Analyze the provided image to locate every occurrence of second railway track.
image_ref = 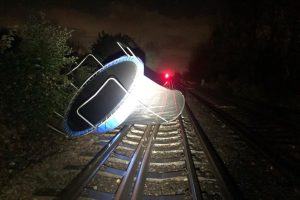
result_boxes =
[189,90,300,181]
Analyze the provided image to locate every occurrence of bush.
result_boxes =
[0,14,76,138]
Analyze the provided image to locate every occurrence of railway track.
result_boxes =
[34,105,241,200]
[189,90,300,183]
[196,88,300,131]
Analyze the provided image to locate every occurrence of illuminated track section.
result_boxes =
[35,105,241,199]
[34,81,240,200]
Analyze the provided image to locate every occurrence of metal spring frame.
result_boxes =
[50,42,169,137]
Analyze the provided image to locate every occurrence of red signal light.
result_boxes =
[165,73,170,79]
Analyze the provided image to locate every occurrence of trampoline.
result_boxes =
[62,43,185,137]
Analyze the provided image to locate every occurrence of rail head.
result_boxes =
[57,125,131,200]
[185,102,244,200]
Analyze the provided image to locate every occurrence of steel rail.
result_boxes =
[58,125,131,200]
[185,103,243,200]
[178,115,203,200]
[131,124,160,200]
[198,89,300,131]
[189,91,299,181]
[114,125,154,200]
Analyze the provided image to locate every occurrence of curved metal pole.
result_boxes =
[66,54,103,75]
[116,41,130,57]
[116,41,137,58]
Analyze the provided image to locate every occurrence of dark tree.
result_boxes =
[91,31,139,63]
[0,14,76,137]
[71,32,145,86]
[90,32,162,83]
[188,42,213,82]
[188,0,300,99]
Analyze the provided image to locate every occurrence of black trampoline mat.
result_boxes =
[66,60,138,131]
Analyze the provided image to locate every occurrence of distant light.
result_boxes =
[165,73,170,79]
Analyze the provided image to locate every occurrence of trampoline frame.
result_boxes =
[49,42,184,137]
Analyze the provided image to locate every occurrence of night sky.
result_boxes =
[0,0,216,73]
